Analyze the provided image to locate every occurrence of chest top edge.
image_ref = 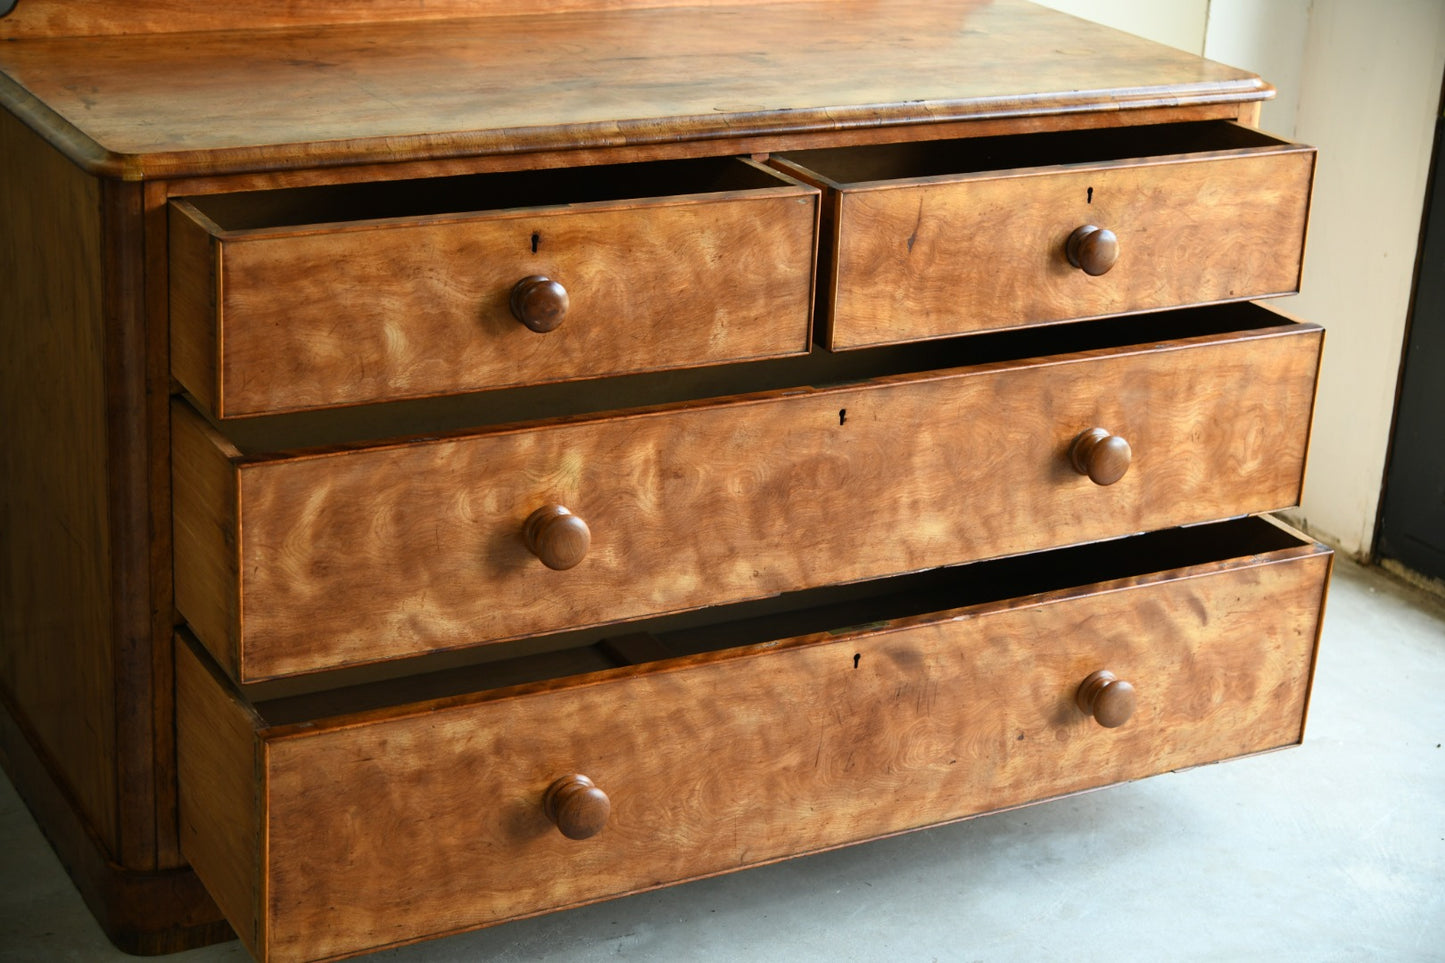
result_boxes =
[0,0,1269,182]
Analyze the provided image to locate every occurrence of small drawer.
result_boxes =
[771,121,1315,349]
[169,157,819,418]
[177,517,1331,963]
[172,303,1322,682]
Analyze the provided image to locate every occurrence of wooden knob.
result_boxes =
[1065,225,1119,276]
[523,505,590,570]
[1070,427,1132,486]
[543,774,610,840]
[1076,670,1137,728]
[510,275,569,332]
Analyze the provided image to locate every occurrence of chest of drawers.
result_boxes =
[0,2,1330,960]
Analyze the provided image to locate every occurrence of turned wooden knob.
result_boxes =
[523,505,590,570]
[1070,427,1132,486]
[1065,225,1119,276]
[543,774,610,840]
[510,275,569,332]
[1076,670,1137,728]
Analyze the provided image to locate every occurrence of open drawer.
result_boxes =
[178,515,1331,963]
[173,303,1323,682]
[771,121,1315,349]
[169,156,819,418]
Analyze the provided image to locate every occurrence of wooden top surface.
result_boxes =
[0,0,1268,180]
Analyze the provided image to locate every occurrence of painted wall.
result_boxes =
[1028,0,1207,54]
[1285,2,1445,556]
[1037,0,1445,558]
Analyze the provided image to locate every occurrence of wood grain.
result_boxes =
[0,6,1323,959]
[143,177,187,870]
[102,172,172,871]
[179,536,1328,963]
[176,634,263,957]
[775,124,1316,348]
[170,160,817,417]
[171,405,243,681]
[158,103,1258,201]
[0,0,813,38]
[0,1,1269,180]
[168,202,220,421]
[0,99,226,947]
[0,106,116,851]
[172,318,1323,682]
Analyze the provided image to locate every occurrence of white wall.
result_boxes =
[1030,0,1207,54]
[1202,0,1311,138]
[1037,0,1445,559]
[1284,1,1445,556]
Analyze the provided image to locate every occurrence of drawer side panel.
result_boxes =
[169,203,221,415]
[172,403,243,678]
[176,636,262,957]
[258,548,1328,962]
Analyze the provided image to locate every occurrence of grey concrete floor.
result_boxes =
[2,555,1443,962]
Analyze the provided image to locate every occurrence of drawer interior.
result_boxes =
[774,120,1292,186]
[207,301,1311,455]
[244,515,1318,723]
[178,155,798,232]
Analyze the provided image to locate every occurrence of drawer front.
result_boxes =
[169,160,818,417]
[177,529,1330,963]
[776,125,1314,349]
[173,316,1322,681]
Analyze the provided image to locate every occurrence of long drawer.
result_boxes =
[169,156,819,418]
[177,516,1331,963]
[173,304,1323,682]
[772,121,1315,349]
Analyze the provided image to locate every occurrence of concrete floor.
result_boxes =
[2,555,1443,963]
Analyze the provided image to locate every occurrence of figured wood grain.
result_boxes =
[170,167,818,417]
[176,635,262,957]
[0,6,1325,959]
[0,1,1269,180]
[172,319,1323,681]
[0,107,117,851]
[194,539,1329,962]
[234,515,1312,717]
[781,131,1316,348]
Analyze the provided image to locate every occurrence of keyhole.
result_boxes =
[1086,186,1094,204]
[531,232,541,253]
[839,408,848,426]
[853,653,861,669]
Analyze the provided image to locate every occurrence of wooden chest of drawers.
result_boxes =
[0,2,1329,961]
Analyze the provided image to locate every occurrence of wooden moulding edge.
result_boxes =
[0,71,1272,183]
